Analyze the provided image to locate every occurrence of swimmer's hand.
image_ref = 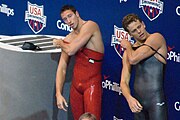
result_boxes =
[127,96,143,113]
[119,38,131,49]
[53,38,63,47]
[56,94,68,111]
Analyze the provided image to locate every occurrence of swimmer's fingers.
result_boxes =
[57,103,67,111]
[131,106,141,113]
[61,99,68,111]
[130,101,143,113]
[117,38,121,44]
[53,38,58,46]
[63,99,68,108]
[57,100,68,111]
[128,97,143,113]
[57,95,68,111]
[61,104,67,111]
[53,38,63,47]
[134,102,143,113]
[137,102,143,109]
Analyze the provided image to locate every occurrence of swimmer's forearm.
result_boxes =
[120,82,132,100]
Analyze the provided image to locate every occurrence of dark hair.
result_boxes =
[79,112,97,120]
[60,4,76,14]
[122,13,142,32]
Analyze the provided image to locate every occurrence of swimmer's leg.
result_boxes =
[70,85,84,120]
[84,82,102,120]
[148,100,168,120]
[134,109,148,120]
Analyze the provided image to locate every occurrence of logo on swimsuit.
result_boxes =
[113,116,123,120]
[25,1,47,34]
[174,101,180,111]
[0,4,14,16]
[167,46,180,63]
[57,20,73,32]
[111,25,134,58]
[139,0,164,21]
[102,75,122,95]
[176,6,180,16]
[156,102,165,106]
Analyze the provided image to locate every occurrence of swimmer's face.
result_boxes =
[127,20,148,41]
[61,10,79,30]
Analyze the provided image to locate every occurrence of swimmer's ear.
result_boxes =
[142,21,146,29]
[75,11,80,18]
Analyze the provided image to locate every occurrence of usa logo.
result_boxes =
[111,25,134,58]
[25,2,46,34]
[139,0,163,21]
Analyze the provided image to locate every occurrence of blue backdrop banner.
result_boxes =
[0,0,180,120]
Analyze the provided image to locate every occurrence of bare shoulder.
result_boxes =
[146,32,166,45]
[149,33,167,63]
[80,20,100,36]
[84,20,99,29]
[87,20,98,25]
[149,33,165,41]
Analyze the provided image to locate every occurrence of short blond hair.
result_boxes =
[79,112,97,120]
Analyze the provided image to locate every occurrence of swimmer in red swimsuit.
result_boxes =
[53,5,104,120]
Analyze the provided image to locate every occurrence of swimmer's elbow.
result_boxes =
[67,51,75,56]
[129,58,138,65]
[129,60,137,65]
[64,44,80,56]
[66,49,76,56]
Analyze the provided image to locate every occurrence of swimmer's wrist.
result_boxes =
[126,95,133,101]
[56,92,63,97]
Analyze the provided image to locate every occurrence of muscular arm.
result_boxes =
[54,21,99,55]
[121,33,165,65]
[56,51,69,95]
[120,51,132,100]
[120,51,143,112]
[55,51,69,111]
